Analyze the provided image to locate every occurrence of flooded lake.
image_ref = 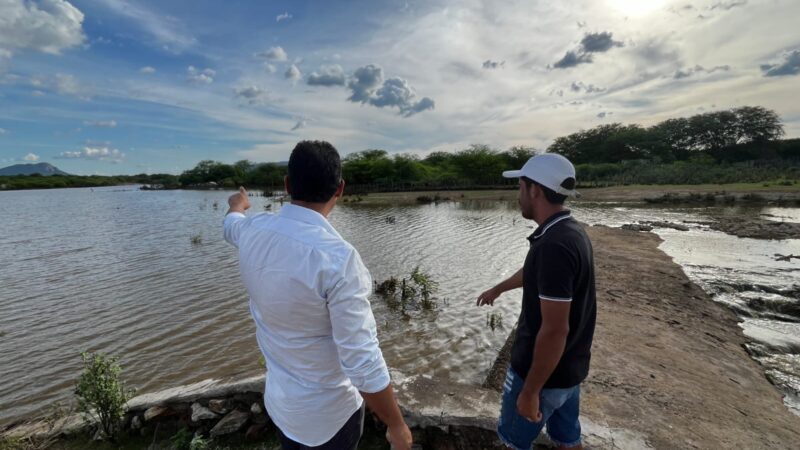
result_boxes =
[0,186,798,425]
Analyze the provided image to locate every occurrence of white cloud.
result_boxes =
[233,85,269,105]
[58,146,125,162]
[276,12,292,22]
[0,127,6,134]
[256,46,288,62]
[307,64,346,86]
[0,0,85,56]
[23,153,40,162]
[84,120,117,128]
[92,0,194,51]
[285,64,301,84]
[264,63,276,74]
[186,66,214,84]
[139,66,156,74]
[341,64,435,116]
[54,73,80,94]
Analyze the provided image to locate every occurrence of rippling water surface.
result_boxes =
[0,187,797,424]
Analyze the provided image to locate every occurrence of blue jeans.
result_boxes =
[497,368,582,449]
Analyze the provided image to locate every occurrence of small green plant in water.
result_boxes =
[410,266,438,310]
[375,277,398,296]
[376,268,439,314]
[487,312,504,332]
[75,352,135,441]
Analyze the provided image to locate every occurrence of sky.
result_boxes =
[0,0,798,175]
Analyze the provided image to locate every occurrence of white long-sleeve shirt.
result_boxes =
[223,204,390,446]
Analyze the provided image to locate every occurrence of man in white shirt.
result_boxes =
[223,141,412,450]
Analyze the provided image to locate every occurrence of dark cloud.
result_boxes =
[570,81,606,93]
[761,50,800,77]
[597,111,613,118]
[345,65,434,116]
[673,64,730,79]
[307,65,346,86]
[709,1,747,11]
[347,64,384,103]
[553,50,593,69]
[482,60,505,69]
[580,32,623,53]
[369,77,435,116]
[552,32,623,69]
[291,119,307,131]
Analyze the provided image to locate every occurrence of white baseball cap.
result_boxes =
[502,153,580,197]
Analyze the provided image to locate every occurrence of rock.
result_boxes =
[250,402,263,415]
[191,402,219,422]
[643,221,689,231]
[210,410,250,437]
[207,399,229,414]
[251,412,268,425]
[245,423,268,441]
[144,405,174,422]
[621,224,653,232]
[130,415,143,430]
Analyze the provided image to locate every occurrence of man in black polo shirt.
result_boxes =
[477,153,595,450]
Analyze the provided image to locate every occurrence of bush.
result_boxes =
[75,352,135,440]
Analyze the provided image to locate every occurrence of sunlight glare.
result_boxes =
[608,0,668,17]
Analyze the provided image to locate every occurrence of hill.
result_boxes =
[0,163,70,176]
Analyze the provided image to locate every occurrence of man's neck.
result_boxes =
[533,205,566,226]
[291,200,333,218]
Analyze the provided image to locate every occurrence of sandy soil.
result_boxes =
[485,224,800,449]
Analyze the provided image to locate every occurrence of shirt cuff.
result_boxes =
[350,360,391,394]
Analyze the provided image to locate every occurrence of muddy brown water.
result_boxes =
[1,186,798,426]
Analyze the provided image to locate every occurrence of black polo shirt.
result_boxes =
[509,210,596,389]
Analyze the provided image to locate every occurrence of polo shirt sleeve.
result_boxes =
[326,249,391,394]
[535,241,576,302]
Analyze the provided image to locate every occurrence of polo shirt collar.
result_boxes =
[279,203,343,240]
[529,210,572,241]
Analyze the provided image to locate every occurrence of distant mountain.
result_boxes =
[0,163,71,176]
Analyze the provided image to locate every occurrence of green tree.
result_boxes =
[733,106,784,143]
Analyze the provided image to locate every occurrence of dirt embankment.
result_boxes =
[486,224,800,449]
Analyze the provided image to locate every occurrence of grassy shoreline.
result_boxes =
[340,182,800,206]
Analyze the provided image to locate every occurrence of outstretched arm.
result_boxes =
[477,267,523,306]
[223,187,251,247]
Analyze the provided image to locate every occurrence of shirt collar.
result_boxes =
[528,210,572,242]
[279,203,343,240]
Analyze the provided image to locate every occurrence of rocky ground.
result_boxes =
[485,224,800,449]
[706,215,800,240]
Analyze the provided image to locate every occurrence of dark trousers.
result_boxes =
[277,404,365,450]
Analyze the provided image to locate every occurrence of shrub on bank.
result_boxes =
[75,352,135,441]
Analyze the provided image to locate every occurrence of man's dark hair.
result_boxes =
[521,176,567,205]
[287,140,342,202]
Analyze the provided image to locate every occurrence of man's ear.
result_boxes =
[530,182,541,200]
[284,175,291,195]
[334,179,345,198]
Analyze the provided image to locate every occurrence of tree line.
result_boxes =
[175,106,796,190]
[2,106,797,191]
